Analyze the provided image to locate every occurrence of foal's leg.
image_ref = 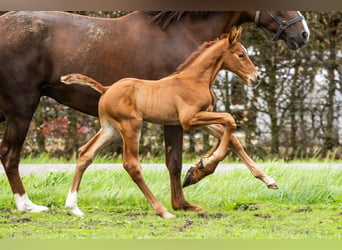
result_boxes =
[164,125,202,212]
[121,121,175,219]
[183,141,221,187]
[229,134,278,189]
[183,124,278,189]
[181,112,236,187]
[65,122,116,216]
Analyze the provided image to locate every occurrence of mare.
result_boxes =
[60,27,265,218]
[0,11,310,213]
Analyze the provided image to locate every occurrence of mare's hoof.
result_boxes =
[182,203,203,212]
[183,167,196,187]
[26,205,49,213]
[173,200,203,212]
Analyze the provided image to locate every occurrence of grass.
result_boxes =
[20,152,342,164]
[0,163,341,239]
[20,153,167,164]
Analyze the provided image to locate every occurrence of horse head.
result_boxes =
[254,11,310,49]
[223,26,260,88]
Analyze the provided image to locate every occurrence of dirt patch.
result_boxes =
[10,216,32,223]
[253,213,271,219]
[234,202,259,211]
[198,212,229,219]
[178,218,193,232]
[295,206,313,213]
[124,212,148,218]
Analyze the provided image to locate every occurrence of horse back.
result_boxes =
[0,11,201,116]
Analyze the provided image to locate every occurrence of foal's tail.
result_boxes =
[60,74,109,94]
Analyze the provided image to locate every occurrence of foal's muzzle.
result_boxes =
[248,75,260,88]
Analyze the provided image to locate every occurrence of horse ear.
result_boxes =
[235,26,243,41]
[228,26,237,44]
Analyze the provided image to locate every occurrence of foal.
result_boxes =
[61,26,260,218]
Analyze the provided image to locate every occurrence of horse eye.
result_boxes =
[238,54,244,58]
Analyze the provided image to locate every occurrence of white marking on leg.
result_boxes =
[13,193,49,212]
[65,190,84,216]
[162,210,177,219]
[263,175,278,189]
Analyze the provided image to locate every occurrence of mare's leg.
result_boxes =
[183,124,278,189]
[1,113,48,212]
[164,125,202,211]
[122,121,175,218]
[66,121,116,216]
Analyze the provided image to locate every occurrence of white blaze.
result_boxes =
[298,11,310,41]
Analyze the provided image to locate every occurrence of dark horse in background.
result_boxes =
[0,11,309,213]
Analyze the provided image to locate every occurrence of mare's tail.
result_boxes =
[60,74,109,94]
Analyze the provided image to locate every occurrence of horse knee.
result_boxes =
[223,113,237,130]
[0,149,20,171]
[1,158,19,176]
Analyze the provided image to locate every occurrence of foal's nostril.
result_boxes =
[257,75,260,81]
[302,31,308,41]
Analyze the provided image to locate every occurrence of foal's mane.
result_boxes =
[172,35,228,75]
[143,11,215,29]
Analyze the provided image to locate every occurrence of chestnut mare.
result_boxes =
[0,11,309,213]
[61,27,265,218]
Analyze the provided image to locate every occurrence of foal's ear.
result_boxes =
[235,26,242,41]
[227,26,243,45]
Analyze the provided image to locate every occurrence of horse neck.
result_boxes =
[180,40,227,87]
[168,12,253,44]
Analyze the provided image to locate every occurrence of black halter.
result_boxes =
[255,11,304,42]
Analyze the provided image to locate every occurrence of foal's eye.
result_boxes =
[238,54,244,58]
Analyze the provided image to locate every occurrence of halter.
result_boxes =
[255,11,304,42]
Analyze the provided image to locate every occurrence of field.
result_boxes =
[0,162,341,239]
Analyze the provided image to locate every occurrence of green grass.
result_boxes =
[0,164,341,239]
[20,153,342,164]
[20,153,168,164]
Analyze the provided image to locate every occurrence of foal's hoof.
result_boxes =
[183,167,196,187]
[267,183,279,190]
[162,211,177,219]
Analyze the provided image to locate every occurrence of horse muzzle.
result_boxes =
[285,30,309,50]
[248,75,260,88]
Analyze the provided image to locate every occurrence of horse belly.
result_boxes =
[140,100,180,125]
[136,86,180,125]
[144,112,180,125]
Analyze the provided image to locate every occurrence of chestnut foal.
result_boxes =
[61,27,272,218]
